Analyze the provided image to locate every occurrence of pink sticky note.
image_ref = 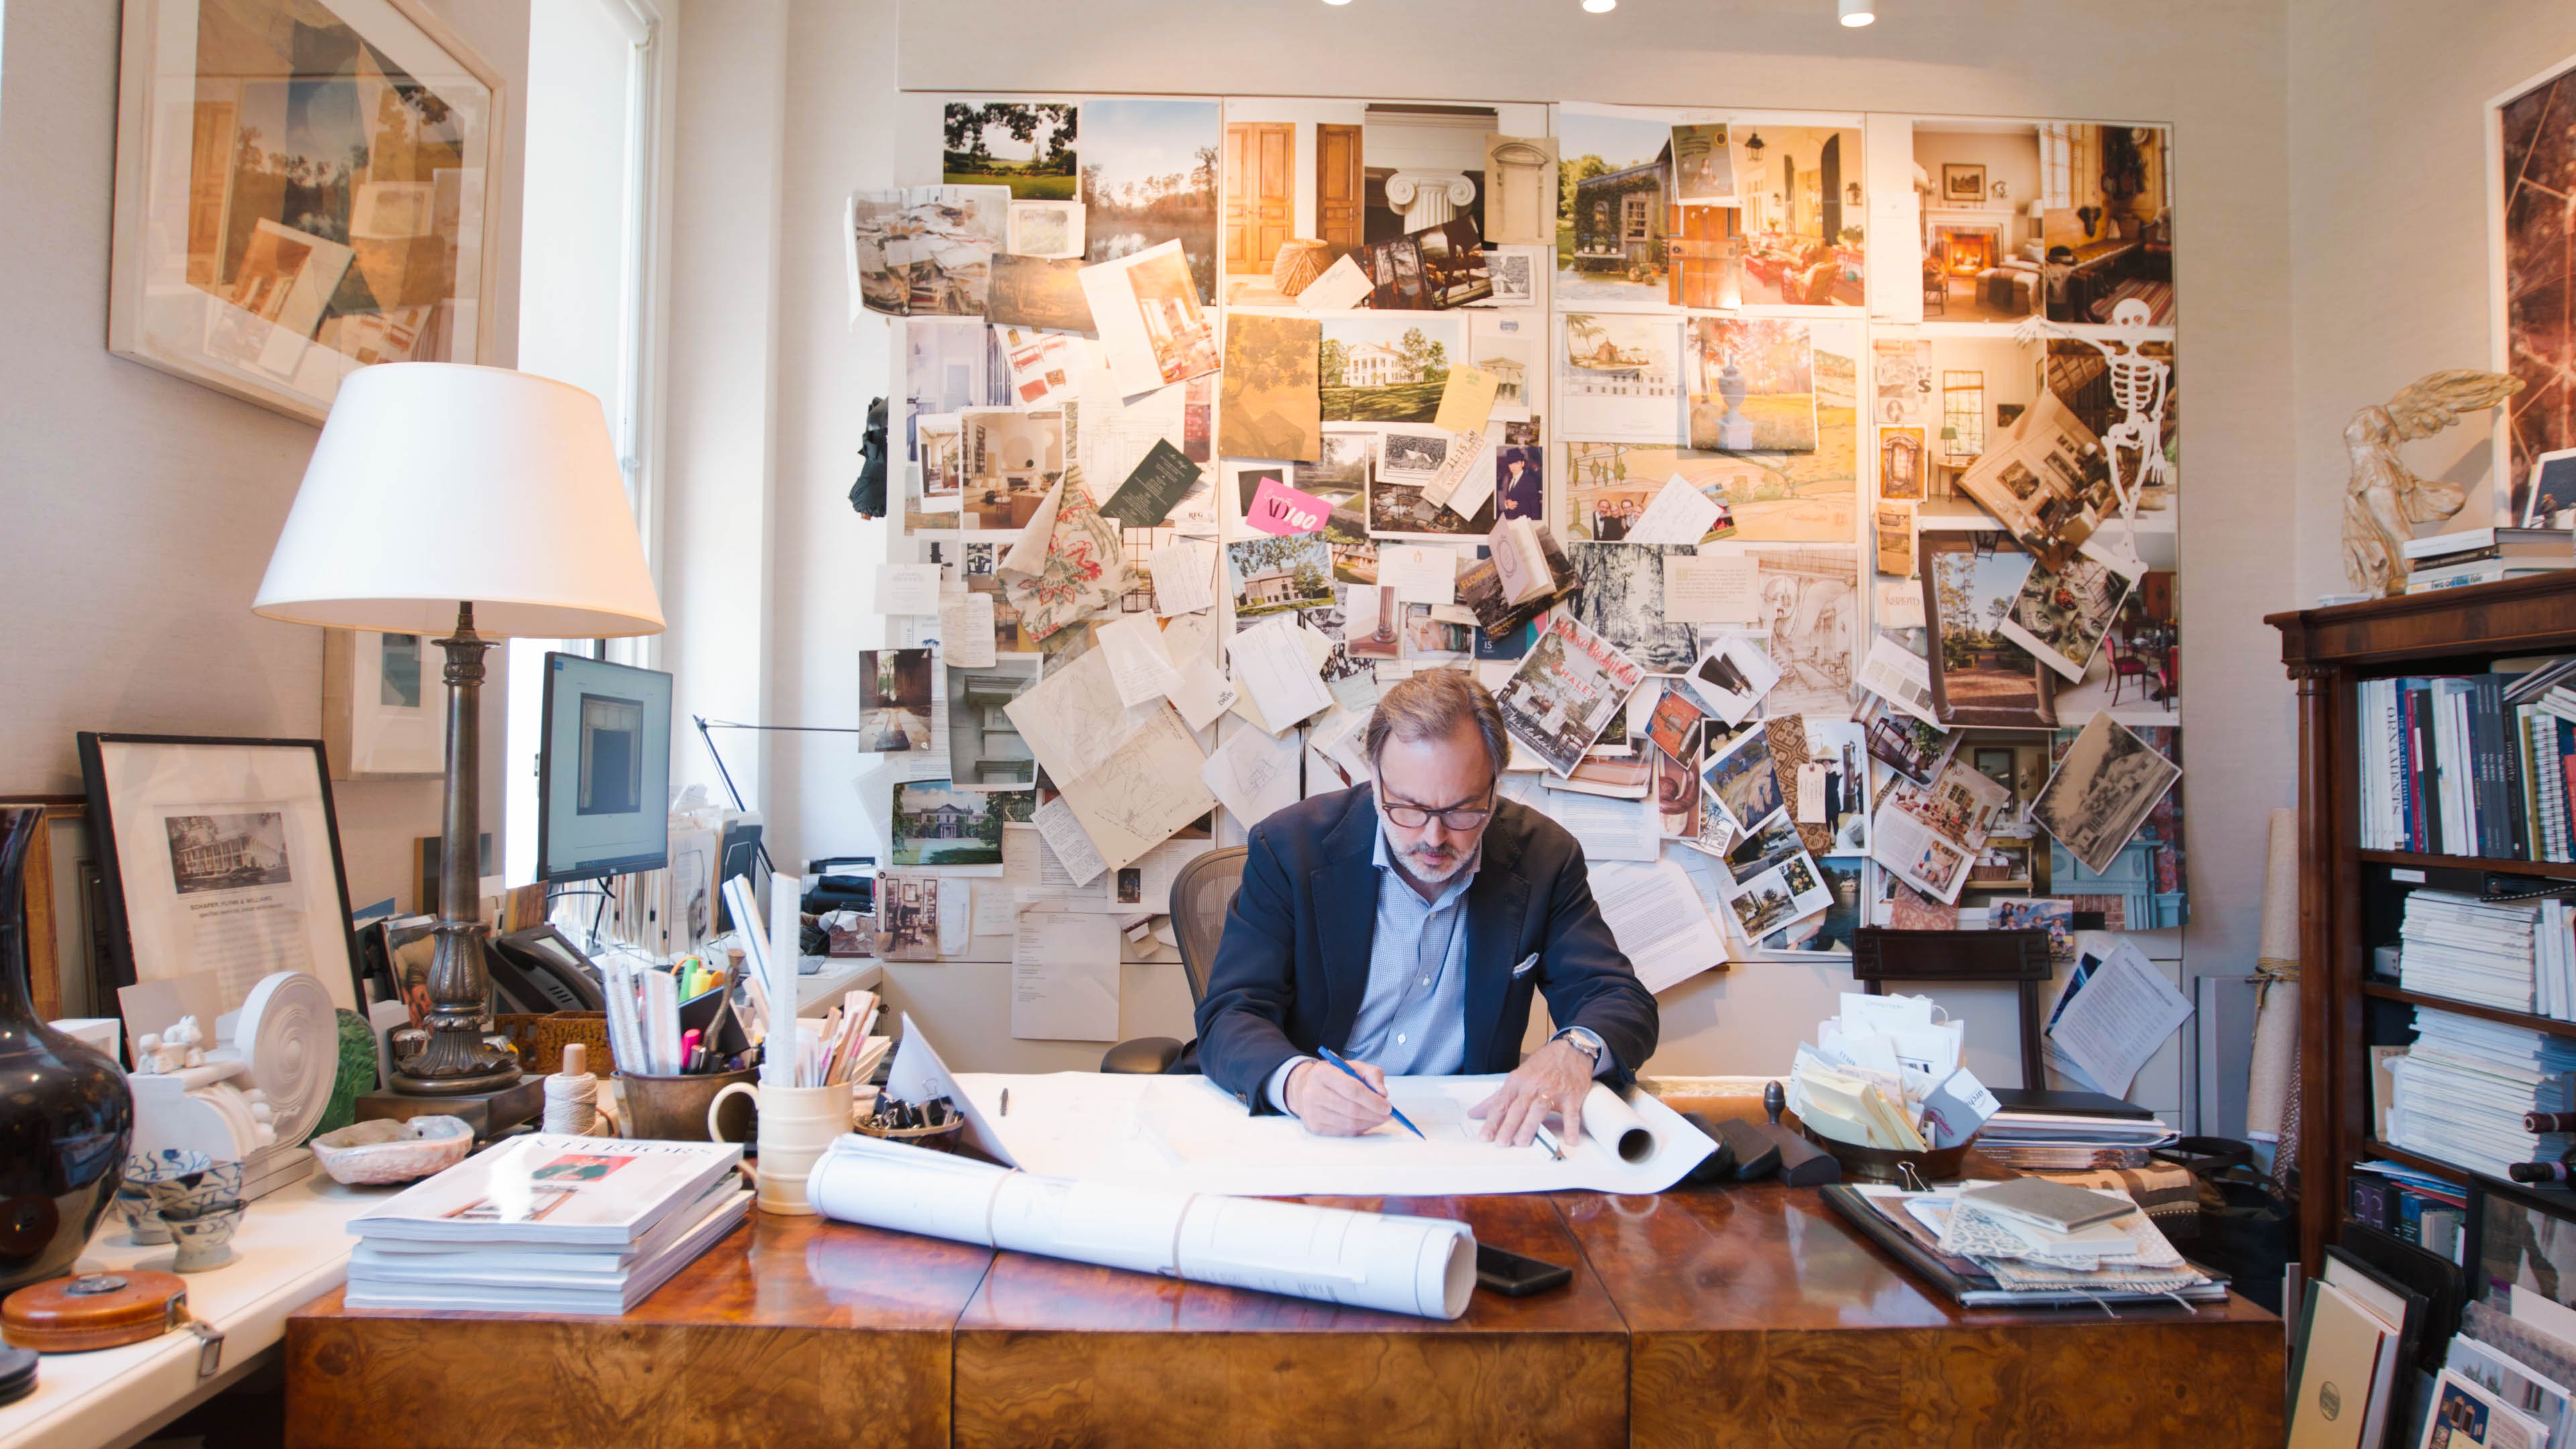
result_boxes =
[1246,476,1336,537]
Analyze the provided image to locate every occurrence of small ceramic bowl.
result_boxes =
[160,1201,244,1273]
[307,1116,474,1186]
[141,1159,244,1220]
[123,1147,213,1186]
[115,1183,171,1246]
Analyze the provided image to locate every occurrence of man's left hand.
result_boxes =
[1469,1037,1596,1148]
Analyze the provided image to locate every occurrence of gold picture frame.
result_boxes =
[107,0,507,424]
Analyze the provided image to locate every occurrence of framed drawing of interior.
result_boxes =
[2491,52,2576,525]
[108,0,505,424]
[75,733,365,1017]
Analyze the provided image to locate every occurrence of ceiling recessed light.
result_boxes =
[1324,0,1352,6]
[1583,0,1616,12]
[1838,0,1875,23]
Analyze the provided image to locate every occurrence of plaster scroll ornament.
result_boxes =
[2340,370,2524,597]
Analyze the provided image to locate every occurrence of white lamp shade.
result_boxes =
[254,364,665,638]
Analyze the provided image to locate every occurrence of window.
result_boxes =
[2039,125,2071,209]
[1942,371,1986,459]
[505,0,668,887]
[1622,193,1652,242]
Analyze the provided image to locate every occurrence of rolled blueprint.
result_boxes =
[2246,807,2301,1143]
[1582,1082,1656,1164]
[806,1133,1477,1320]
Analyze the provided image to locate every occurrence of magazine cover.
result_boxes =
[1496,614,1646,776]
[352,1134,743,1245]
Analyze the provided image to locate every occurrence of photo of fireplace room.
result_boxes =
[1912,121,2173,327]
[1220,99,1533,307]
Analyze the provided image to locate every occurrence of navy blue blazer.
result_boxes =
[1193,785,1660,1112]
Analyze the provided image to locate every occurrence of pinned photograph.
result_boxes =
[1375,429,1452,484]
[1953,391,2114,573]
[1725,123,1866,308]
[1343,584,1404,659]
[949,659,1042,785]
[1700,724,1782,835]
[1756,853,1864,956]
[1008,201,1085,260]
[1366,234,1431,311]
[890,783,1034,867]
[1567,541,1699,672]
[1483,133,1557,246]
[1557,313,1681,441]
[1409,217,1493,309]
[1646,686,1707,761]
[1878,426,1925,501]
[1495,614,1646,777]
[1686,318,1819,453]
[944,101,1079,198]
[2031,712,2184,876]
[918,415,965,504]
[1670,122,1736,205]
[904,319,1004,460]
[1228,532,1336,619]
[1750,547,1861,720]
[1686,633,1782,726]
[1996,543,2145,683]
[858,649,936,752]
[986,256,1095,333]
[1652,744,1701,839]
[1468,320,1538,423]
[1403,603,1474,661]
[1870,756,2013,904]
[1987,897,2076,965]
[1496,445,1544,520]
[1921,532,2057,729]
[1483,246,1542,307]
[1859,694,1957,787]
[1322,315,1462,423]
[1367,472,1494,541]
[1218,313,1323,462]
[1873,339,1931,426]
[874,873,942,961]
[1079,239,1220,393]
[1778,718,1872,855]
[1554,104,1676,310]
[1081,98,1220,303]
[1725,864,1807,942]
[957,407,1066,530]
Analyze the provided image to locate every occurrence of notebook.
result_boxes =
[1957,1177,2135,1233]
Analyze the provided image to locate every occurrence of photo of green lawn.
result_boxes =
[944,101,1078,199]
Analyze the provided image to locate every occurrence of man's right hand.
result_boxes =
[1284,1057,1393,1136]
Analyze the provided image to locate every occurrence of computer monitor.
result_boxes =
[537,652,674,883]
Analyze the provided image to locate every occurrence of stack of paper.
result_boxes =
[344,1134,750,1315]
[1973,1109,2177,1171]
[2400,890,2544,1012]
[1788,994,1998,1151]
[2386,1006,2576,1177]
[1916,1179,2205,1299]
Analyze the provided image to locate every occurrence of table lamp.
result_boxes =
[254,364,663,1097]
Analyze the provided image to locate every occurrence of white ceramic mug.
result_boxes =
[706,1079,849,1215]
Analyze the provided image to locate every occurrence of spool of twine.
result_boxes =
[544,1042,601,1135]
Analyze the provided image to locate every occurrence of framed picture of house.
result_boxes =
[2490,53,2576,525]
[107,0,506,425]
[74,733,364,1019]
[1941,164,1988,204]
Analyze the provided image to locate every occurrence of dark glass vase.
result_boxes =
[0,806,132,1293]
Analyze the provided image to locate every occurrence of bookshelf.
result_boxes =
[2269,570,2576,1274]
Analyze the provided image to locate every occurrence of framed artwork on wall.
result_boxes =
[107,0,506,425]
[1940,164,1988,205]
[322,629,444,780]
[2490,52,2576,525]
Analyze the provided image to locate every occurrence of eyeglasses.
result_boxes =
[1380,797,1495,831]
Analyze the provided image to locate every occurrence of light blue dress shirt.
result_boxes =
[1263,818,1612,1112]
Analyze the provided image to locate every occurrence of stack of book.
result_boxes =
[2345,1159,2469,1263]
[344,1134,750,1315]
[2398,889,2544,1012]
[1972,1107,2177,1172]
[2402,526,2576,594]
[2354,657,2576,859]
[2384,1007,2576,1178]
[1823,1179,2229,1308]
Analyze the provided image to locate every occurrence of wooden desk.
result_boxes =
[284,1178,2278,1449]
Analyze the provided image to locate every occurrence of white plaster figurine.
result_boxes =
[2339,370,2525,597]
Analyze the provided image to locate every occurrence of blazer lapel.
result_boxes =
[1311,790,1382,1047]
[1462,806,1532,1073]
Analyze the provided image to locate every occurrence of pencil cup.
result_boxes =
[619,1067,757,1142]
[707,1081,849,1214]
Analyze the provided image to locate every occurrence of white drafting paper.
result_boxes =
[937,881,971,956]
[924,1069,1720,1199]
[1006,646,1159,781]
[1147,539,1218,616]
[1297,253,1374,312]
[1012,908,1122,1042]
[1377,545,1460,605]
[1059,704,1218,871]
[938,593,998,669]
[1230,615,1334,733]
[1202,716,1304,828]
[806,1132,1477,1320]
[1032,798,1108,889]
[1587,859,1729,994]
[873,563,943,616]
[1627,476,1723,547]
[2047,937,2192,1099]
[1097,614,1185,708]
[1167,658,1240,732]
[1663,553,1760,624]
[1857,636,1941,727]
[1874,580,1928,630]
[971,873,1019,936]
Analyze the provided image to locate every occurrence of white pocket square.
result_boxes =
[1511,953,1540,978]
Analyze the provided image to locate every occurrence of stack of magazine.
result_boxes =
[344,1134,751,1316]
[2385,1006,2576,1179]
[2398,890,2546,1012]
[1825,1179,2227,1308]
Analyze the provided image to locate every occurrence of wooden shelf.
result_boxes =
[2364,1140,2576,1203]
[2358,849,2576,881]
[2361,980,2576,1035]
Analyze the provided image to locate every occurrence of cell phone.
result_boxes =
[1474,1243,1572,1297]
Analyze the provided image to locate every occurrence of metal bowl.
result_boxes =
[1801,1126,1982,1187]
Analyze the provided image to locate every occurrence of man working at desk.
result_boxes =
[1195,671,1659,1145]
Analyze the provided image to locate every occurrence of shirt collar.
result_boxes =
[1371,816,1481,910]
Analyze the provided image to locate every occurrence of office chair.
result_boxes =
[1099,846,1248,1074]
[1847,926,2051,1091]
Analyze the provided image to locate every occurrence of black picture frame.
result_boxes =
[76,731,366,1016]
[2469,1171,2576,1306]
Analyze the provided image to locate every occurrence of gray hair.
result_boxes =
[1364,670,1509,781]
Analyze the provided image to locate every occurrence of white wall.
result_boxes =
[687,0,2300,1085]
[0,0,530,920]
[2287,0,2576,601]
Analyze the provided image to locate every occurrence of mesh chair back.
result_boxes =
[1169,847,1249,1008]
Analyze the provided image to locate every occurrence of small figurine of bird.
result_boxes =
[2343,370,2524,596]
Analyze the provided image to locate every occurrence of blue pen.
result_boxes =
[1317,1045,1426,1140]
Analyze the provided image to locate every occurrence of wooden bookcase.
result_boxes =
[2269,571,2576,1273]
